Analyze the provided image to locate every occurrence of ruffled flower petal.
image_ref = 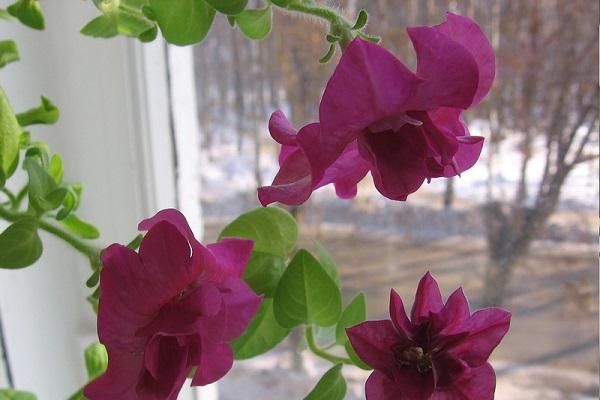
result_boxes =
[406,26,479,111]
[448,308,511,367]
[357,127,428,201]
[433,13,496,106]
[365,370,406,400]
[346,320,399,370]
[410,272,444,324]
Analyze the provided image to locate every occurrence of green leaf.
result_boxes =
[273,250,342,328]
[344,340,371,370]
[304,364,346,400]
[243,251,285,297]
[0,88,21,180]
[0,217,42,269]
[0,40,19,68]
[126,233,144,249]
[231,298,290,359]
[81,14,119,38]
[60,214,100,239]
[16,96,59,126]
[150,0,215,45]
[351,9,368,30]
[204,0,248,15]
[138,25,158,42]
[23,157,63,212]
[117,9,155,37]
[319,44,336,64]
[86,268,100,288]
[219,207,297,257]
[335,292,366,345]
[84,342,108,379]
[0,389,37,400]
[315,242,341,286]
[48,154,63,183]
[7,0,44,30]
[235,6,272,40]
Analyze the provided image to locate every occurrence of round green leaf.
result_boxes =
[219,207,297,257]
[150,0,216,45]
[244,251,285,297]
[304,364,347,400]
[204,0,248,15]
[231,298,290,359]
[235,6,272,40]
[335,292,366,345]
[273,250,342,328]
[0,217,42,269]
[315,241,341,286]
[0,88,21,179]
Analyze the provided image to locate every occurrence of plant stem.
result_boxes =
[305,326,353,365]
[0,205,102,263]
[283,1,355,50]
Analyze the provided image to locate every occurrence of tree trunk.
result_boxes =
[443,177,454,209]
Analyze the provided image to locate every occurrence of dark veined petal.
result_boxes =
[389,289,413,339]
[406,25,479,111]
[139,335,191,400]
[390,366,435,400]
[430,287,471,337]
[314,140,371,199]
[448,308,511,367]
[192,342,234,386]
[365,370,406,400]
[259,123,370,205]
[257,143,313,206]
[219,277,262,340]
[410,272,444,324]
[433,13,496,106]
[431,362,496,400]
[137,221,199,303]
[346,320,399,370]
[316,38,419,183]
[206,238,255,280]
[84,348,143,400]
[138,208,196,244]
[357,127,428,201]
[97,245,153,346]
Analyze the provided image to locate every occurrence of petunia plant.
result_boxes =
[0,1,512,400]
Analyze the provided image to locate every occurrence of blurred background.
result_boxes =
[193,0,599,398]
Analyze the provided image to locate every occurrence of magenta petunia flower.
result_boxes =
[347,273,510,400]
[84,209,262,400]
[259,13,494,205]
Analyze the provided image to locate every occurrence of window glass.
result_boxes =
[192,1,599,398]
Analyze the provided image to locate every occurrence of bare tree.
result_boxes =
[481,0,599,306]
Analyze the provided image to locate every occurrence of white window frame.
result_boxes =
[0,2,209,398]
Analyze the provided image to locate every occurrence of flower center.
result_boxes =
[394,346,432,374]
